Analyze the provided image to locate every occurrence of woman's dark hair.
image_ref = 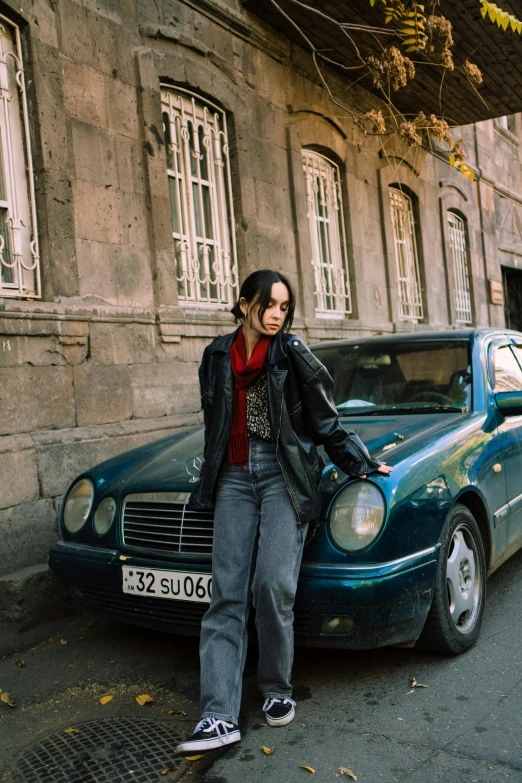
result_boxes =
[231,269,295,333]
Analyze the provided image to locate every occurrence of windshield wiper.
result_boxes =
[338,405,469,416]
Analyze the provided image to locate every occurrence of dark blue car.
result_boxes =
[49,328,522,654]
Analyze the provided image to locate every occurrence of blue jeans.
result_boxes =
[199,439,307,724]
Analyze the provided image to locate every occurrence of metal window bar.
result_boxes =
[389,188,423,321]
[0,17,40,299]
[161,86,238,307]
[302,150,351,316]
[448,212,472,324]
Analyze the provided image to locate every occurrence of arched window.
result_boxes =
[447,211,472,324]
[389,187,423,321]
[302,149,351,316]
[161,86,238,307]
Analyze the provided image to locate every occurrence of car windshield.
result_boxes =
[312,339,472,414]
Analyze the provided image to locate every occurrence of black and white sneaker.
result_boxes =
[175,718,241,754]
[263,697,296,727]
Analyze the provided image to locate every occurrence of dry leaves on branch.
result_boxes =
[411,676,428,689]
[100,695,113,705]
[168,708,187,716]
[339,767,357,780]
[299,765,316,773]
[0,691,16,707]
[13,659,24,668]
[261,746,274,755]
[136,694,154,706]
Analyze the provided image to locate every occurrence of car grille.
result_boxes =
[122,492,214,556]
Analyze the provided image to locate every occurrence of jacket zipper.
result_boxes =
[275,397,303,528]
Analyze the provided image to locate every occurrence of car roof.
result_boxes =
[308,327,522,350]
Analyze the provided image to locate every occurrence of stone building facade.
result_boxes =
[1,0,521,626]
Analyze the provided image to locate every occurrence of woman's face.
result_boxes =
[240,281,290,336]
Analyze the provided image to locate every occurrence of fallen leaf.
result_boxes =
[0,692,15,707]
[29,646,38,651]
[261,746,274,755]
[406,689,415,695]
[184,755,203,761]
[340,768,357,780]
[299,766,315,773]
[410,676,428,688]
[168,708,187,716]
[100,695,113,705]
[13,659,24,667]
[60,639,68,645]
[64,728,79,734]
[160,766,179,775]
[397,717,404,721]
[136,694,154,706]
[78,637,85,641]
[120,555,130,561]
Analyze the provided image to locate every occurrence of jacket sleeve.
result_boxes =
[198,345,211,462]
[291,340,381,476]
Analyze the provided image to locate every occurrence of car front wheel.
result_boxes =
[418,504,486,654]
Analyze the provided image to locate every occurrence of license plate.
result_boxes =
[122,566,212,603]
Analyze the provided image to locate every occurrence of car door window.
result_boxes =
[493,345,522,392]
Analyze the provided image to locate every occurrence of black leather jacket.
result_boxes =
[188,327,381,527]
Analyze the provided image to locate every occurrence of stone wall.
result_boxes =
[0,0,520,626]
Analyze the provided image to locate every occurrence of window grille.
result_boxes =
[447,212,472,324]
[0,16,40,299]
[161,86,238,307]
[302,150,351,316]
[389,187,423,321]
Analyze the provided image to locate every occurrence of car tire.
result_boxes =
[418,504,486,655]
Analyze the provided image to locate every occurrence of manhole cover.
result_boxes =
[5,718,182,783]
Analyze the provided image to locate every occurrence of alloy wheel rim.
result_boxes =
[446,523,482,635]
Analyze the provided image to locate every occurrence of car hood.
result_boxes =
[88,412,469,494]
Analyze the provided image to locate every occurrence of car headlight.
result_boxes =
[63,478,94,533]
[93,497,117,535]
[329,481,385,551]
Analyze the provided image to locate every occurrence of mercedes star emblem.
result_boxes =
[186,456,202,483]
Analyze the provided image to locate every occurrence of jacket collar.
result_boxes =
[207,326,288,365]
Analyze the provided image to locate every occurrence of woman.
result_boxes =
[176,269,392,753]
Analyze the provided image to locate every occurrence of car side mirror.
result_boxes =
[495,391,522,416]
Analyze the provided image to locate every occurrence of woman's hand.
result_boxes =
[358,461,393,479]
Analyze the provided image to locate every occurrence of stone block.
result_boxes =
[120,191,149,250]
[107,78,139,138]
[28,1,60,48]
[0,564,71,630]
[71,121,119,187]
[0,500,58,576]
[57,0,94,65]
[73,180,123,244]
[0,367,75,436]
[131,362,200,419]
[73,363,133,425]
[89,322,155,365]
[0,334,87,368]
[76,238,119,302]
[0,436,39,510]
[112,247,154,307]
[115,134,146,194]
[62,58,108,128]
[83,0,122,25]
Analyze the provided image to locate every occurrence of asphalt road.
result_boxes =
[1,547,522,783]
